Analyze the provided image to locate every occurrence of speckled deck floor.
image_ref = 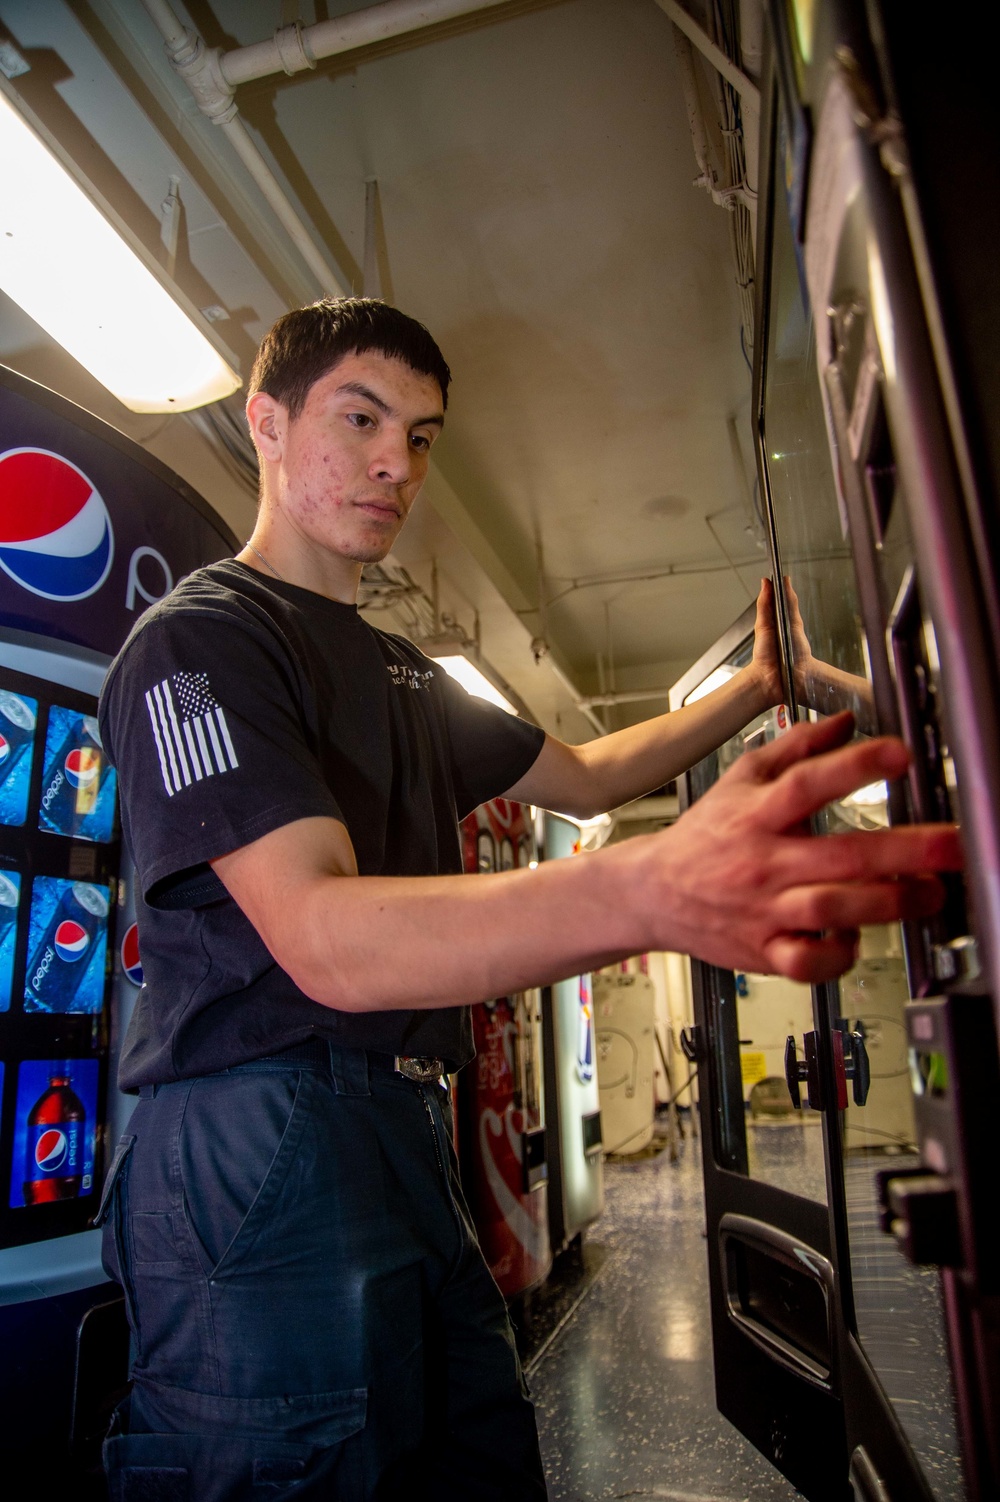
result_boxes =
[527,1130,804,1502]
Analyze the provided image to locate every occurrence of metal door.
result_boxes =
[674,3,1000,1497]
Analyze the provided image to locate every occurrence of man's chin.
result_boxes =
[344,538,396,565]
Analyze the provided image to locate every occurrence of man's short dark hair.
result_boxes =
[248,297,451,418]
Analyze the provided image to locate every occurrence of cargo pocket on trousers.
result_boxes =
[105,1378,368,1501]
[94,1134,139,1336]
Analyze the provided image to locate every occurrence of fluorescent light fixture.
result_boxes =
[684,664,738,705]
[0,85,240,413]
[431,653,518,716]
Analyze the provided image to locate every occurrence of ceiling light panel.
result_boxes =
[0,85,241,413]
[430,653,518,716]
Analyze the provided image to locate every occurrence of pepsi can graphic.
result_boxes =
[11,1058,99,1207]
[0,870,21,1012]
[0,689,38,827]
[577,973,595,1085]
[24,877,110,1014]
[37,706,117,842]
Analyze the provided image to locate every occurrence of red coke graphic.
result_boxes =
[460,801,551,1299]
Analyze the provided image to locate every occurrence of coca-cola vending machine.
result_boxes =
[457,798,551,1299]
[0,364,236,1489]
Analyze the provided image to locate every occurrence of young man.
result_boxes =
[98,299,959,1501]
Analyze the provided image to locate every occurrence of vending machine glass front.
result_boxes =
[759,72,963,1495]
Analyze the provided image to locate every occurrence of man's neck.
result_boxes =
[238,522,363,605]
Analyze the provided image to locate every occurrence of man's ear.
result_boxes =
[246,391,288,462]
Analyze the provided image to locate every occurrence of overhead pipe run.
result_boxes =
[141,0,348,295]
[140,0,526,296]
[219,0,516,88]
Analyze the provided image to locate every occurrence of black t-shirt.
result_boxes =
[99,560,544,1088]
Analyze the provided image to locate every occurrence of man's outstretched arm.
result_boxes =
[211,713,962,1013]
[505,579,783,818]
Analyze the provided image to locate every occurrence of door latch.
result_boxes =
[784,1029,870,1112]
[784,1031,823,1110]
[834,1022,872,1106]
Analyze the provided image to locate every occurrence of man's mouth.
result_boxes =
[355,497,401,520]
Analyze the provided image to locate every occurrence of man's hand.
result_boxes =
[780,575,878,732]
[629,711,962,982]
[748,576,785,710]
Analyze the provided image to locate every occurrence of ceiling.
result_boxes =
[0,0,767,744]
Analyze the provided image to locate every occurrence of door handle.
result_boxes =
[833,1021,872,1107]
[679,1026,701,1063]
[784,1032,824,1110]
[846,1029,871,1106]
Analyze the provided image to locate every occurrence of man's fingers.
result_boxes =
[758,735,912,830]
[762,930,860,984]
[769,825,964,886]
[769,874,945,933]
[733,712,857,784]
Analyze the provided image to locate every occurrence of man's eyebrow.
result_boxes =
[336,380,444,428]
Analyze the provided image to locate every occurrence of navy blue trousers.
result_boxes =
[99,1044,547,1500]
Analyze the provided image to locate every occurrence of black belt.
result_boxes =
[267,1037,446,1083]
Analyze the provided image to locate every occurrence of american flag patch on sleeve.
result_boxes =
[145,672,239,796]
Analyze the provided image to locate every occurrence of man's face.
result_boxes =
[266,350,445,564]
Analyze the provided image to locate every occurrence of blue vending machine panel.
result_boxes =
[0,364,236,1476]
[0,665,117,1250]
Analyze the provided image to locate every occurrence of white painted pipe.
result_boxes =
[141,0,191,50]
[579,687,673,709]
[653,0,760,112]
[140,0,348,296]
[218,116,349,296]
[219,0,516,87]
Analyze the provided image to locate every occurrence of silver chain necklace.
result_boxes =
[243,540,283,581]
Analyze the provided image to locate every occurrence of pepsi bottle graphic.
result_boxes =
[38,715,111,838]
[23,1065,86,1204]
[25,881,109,1013]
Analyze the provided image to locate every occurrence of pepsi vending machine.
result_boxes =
[0,364,236,1488]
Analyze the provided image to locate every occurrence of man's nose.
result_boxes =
[368,427,412,485]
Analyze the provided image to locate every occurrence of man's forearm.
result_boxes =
[520,662,773,817]
[288,850,643,1012]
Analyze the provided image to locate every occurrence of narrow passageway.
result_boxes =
[527,1131,802,1502]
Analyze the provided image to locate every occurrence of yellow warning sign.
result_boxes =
[740,1051,768,1086]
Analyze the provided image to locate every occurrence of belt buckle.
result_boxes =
[394,1055,445,1084]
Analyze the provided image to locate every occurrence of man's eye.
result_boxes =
[411,434,431,452]
[347,412,374,429]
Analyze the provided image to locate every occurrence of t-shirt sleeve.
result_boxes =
[435,669,546,820]
[99,607,342,908]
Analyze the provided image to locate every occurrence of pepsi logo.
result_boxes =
[0,448,114,602]
[0,735,8,766]
[65,747,101,791]
[121,922,143,987]
[35,1128,68,1173]
[54,920,90,963]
